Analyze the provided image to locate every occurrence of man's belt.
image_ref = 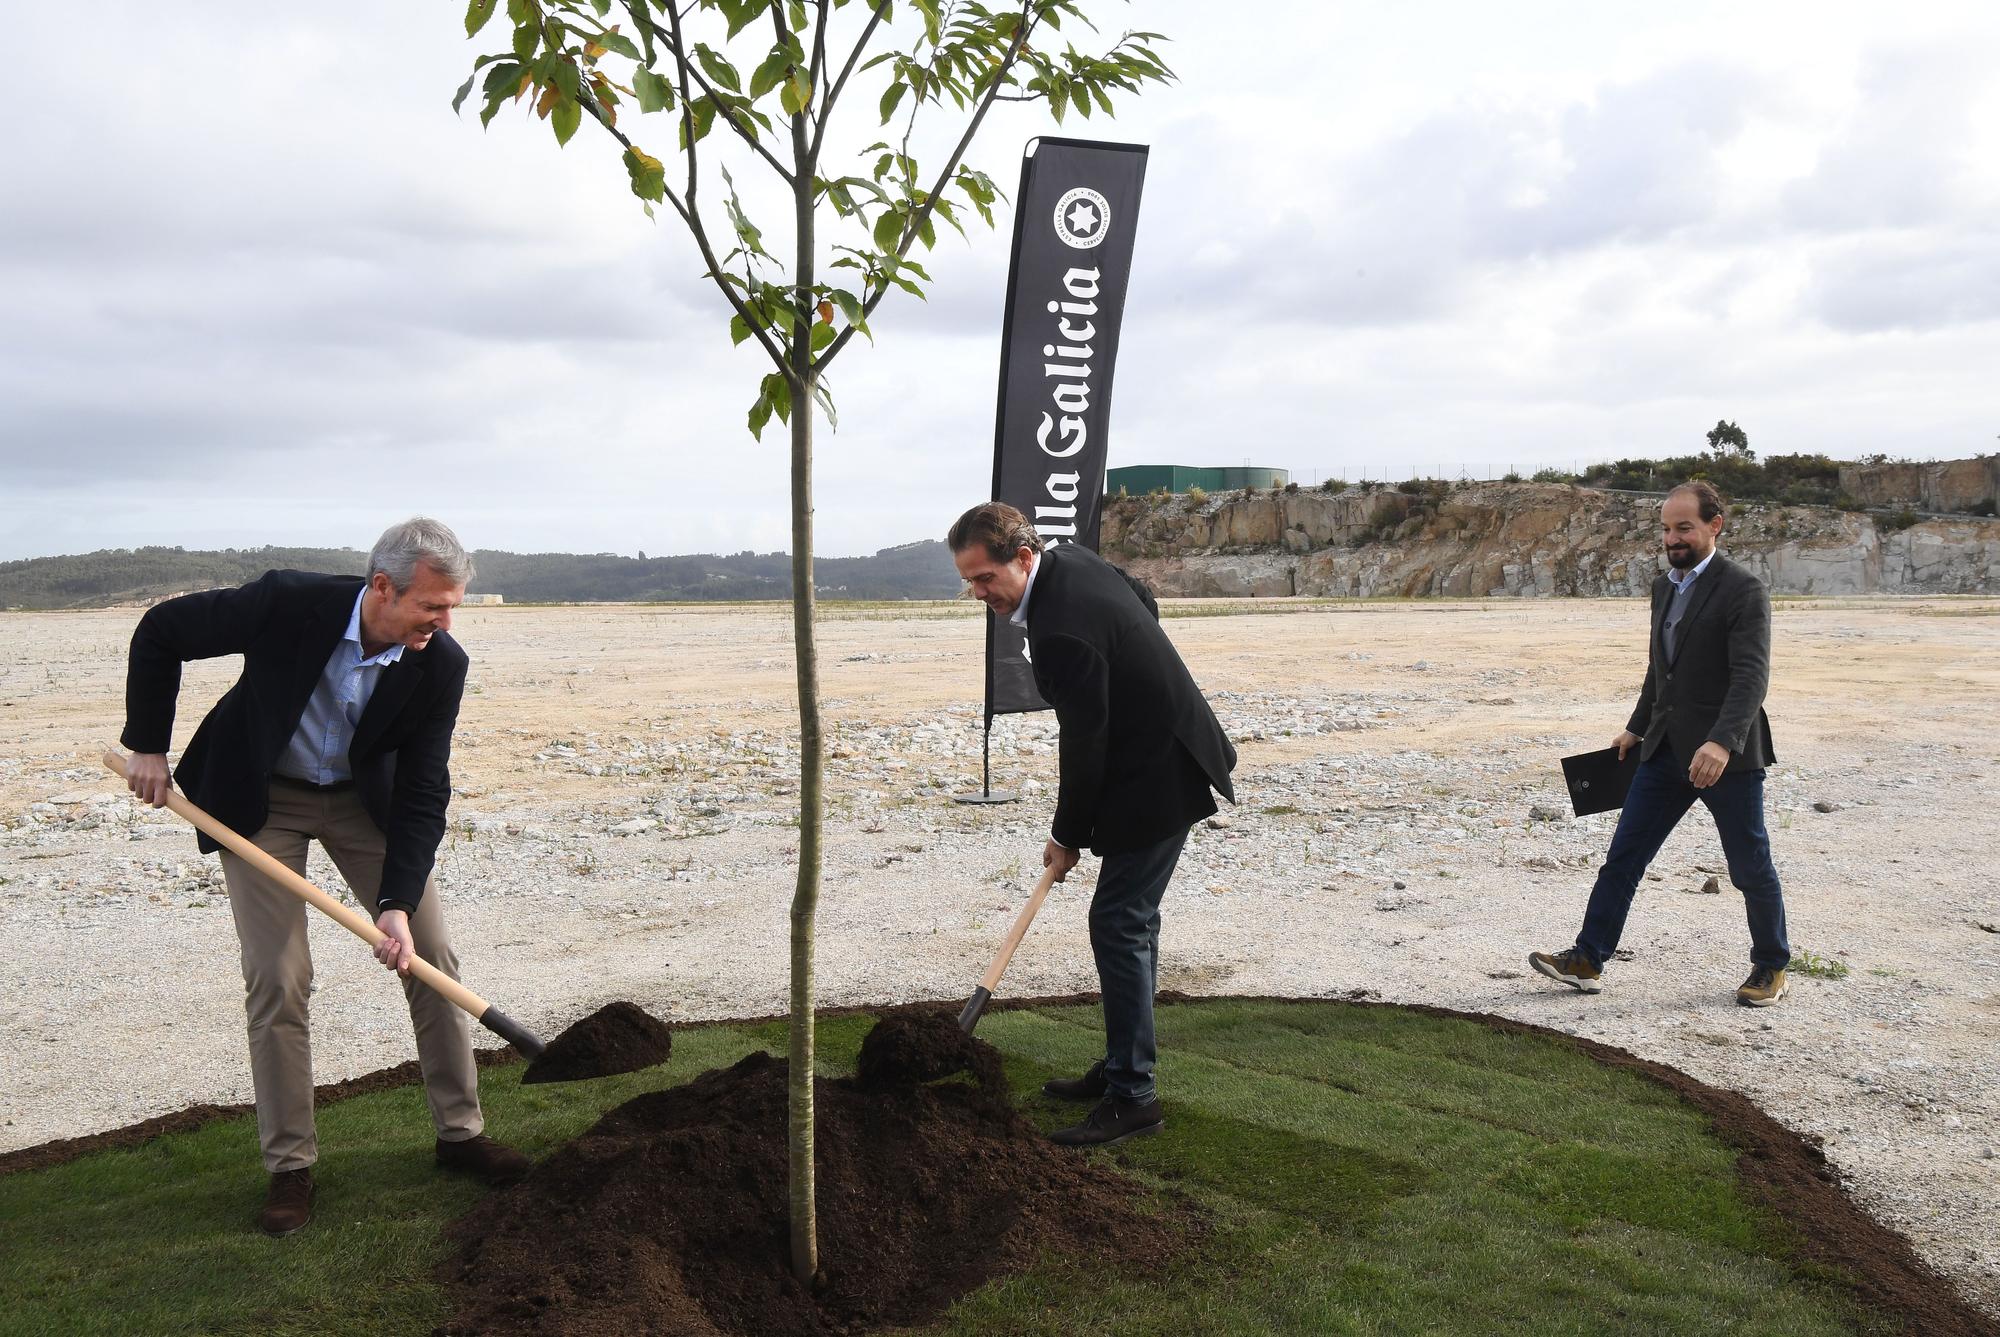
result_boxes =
[270,774,356,793]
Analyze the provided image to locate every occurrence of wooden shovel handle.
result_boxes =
[979,863,1062,992]
[102,747,493,1022]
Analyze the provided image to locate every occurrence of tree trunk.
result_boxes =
[786,109,822,1288]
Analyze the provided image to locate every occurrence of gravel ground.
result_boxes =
[1,597,1995,1314]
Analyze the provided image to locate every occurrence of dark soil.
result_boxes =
[852,1008,1000,1090]
[435,1028,1187,1336]
[522,1001,674,1085]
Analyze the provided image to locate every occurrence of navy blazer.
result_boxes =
[121,570,467,910]
[1625,552,1776,774]
[1024,544,1237,855]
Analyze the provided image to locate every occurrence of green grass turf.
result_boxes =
[0,1001,1888,1336]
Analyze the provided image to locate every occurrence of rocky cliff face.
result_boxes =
[1100,482,2000,598]
[1838,455,1999,514]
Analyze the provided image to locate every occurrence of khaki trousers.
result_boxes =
[219,781,482,1172]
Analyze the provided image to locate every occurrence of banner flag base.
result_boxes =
[952,714,1022,805]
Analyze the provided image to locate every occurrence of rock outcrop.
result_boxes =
[1838,455,1999,515]
[1100,482,2000,598]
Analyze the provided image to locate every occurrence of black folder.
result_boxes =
[1560,746,1640,817]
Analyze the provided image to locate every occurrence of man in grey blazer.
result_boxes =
[1530,481,1792,1006]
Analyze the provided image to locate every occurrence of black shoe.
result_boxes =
[1042,1059,1110,1102]
[1050,1096,1165,1148]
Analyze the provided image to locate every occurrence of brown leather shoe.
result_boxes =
[257,1168,315,1237]
[436,1134,531,1186]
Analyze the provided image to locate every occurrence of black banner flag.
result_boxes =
[984,137,1149,718]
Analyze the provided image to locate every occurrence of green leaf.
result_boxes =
[551,59,581,102]
[551,97,582,145]
[878,80,907,124]
[480,60,524,97]
[589,0,611,15]
[779,68,811,116]
[465,0,499,38]
[810,321,836,353]
[832,289,871,342]
[747,370,793,439]
[680,96,719,147]
[452,71,480,115]
[760,292,797,330]
[730,314,754,346]
[694,44,743,93]
[624,146,666,202]
[749,48,792,100]
[594,29,641,59]
[873,205,904,252]
[716,0,771,39]
[1071,81,1091,119]
[632,67,674,113]
[787,0,808,32]
[512,22,539,61]
[811,377,838,429]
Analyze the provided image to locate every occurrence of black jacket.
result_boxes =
[1626,552,1776,774]
[1024,544,1236,855]
[121,570,467,911]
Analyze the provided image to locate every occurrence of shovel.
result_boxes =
[103,748,547,1060]
[957,863,1062,1033]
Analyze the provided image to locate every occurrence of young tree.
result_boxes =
[454,0,1170,1282]
[1706,419,1752,459]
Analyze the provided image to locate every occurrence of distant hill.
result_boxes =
[0,541,961,610]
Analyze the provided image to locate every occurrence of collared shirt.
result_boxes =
[276,588,404,783]
[1007,550,1043,628]
[1662,548,1717,659]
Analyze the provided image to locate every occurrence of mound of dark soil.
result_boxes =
[438,1042,1187,1335]
[521,1001,674,1085]
[852,1009,1001,1090]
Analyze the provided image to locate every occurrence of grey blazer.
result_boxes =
[1625,552,1776,773]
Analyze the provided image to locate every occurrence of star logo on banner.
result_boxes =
[1052,186,1111,249]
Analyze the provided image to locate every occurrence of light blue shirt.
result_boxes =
[1008,550,1043,628]
[1662,548,1717,659]
[276,589,404,783]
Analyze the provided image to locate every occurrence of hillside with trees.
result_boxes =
[0,541,960,610]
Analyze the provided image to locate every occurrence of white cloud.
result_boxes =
[3,0,1999,561]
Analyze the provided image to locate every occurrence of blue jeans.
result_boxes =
[1576,746,1789,972]
[1090,830,1188,1102]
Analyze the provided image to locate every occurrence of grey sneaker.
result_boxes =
[1529,947,1604,993]
[1736,966,1788,1007]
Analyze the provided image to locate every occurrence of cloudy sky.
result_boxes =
[4,0,1996,561]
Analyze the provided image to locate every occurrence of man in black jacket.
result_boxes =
[121,517,527,1236]
[950,502,1236,1146]
[1531,482,1791,1006]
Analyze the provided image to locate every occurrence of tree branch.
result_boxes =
[631,0,796,183]
[817,1,1035,373]
[585,21,788,375]
[810,0,891,163]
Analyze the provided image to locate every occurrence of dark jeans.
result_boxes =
[1089,829,1188,1102]
[1576,745,1789,972]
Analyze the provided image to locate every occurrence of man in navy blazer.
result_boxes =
[1531,482,1792,1006]
[121,518,527,1235]
[951,502,1236,1147]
